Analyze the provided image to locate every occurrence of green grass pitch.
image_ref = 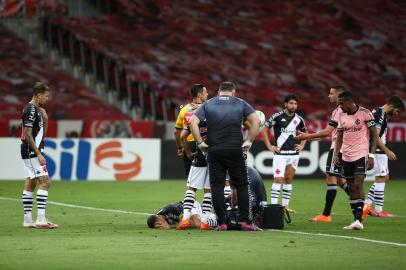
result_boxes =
[1,179,406,270]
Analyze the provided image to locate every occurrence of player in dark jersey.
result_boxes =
[146,201,217,229]
[21,82,58,229]
[177,103,213,230]
[227,166,267,229]
[262,94,307,212]
[363,96,404,218]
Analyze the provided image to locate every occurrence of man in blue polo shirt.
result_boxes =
[189,82,261,231]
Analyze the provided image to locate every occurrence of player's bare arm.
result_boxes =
[23,126,46,166]
[368,126,379,170]
[261,126,279,153]
[189,115,208,153]
[375,127,397,160]
[39,107,48,137]
[180,129,195,160]
[295,132,307,151]
[243,112,260,150]
[296,125,334,141]
[174,128,184,156]
[333,130,343,166]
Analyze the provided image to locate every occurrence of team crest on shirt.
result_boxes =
[355,119,360,125]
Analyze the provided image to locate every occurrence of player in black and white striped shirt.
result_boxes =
[21,82,58,229]
[364,96,404,218]
[262,94,307,212]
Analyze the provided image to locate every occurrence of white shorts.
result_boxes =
[22,158,49,180]
[371,154,389,177]
[273,155,299,178]
[186,166,211,189]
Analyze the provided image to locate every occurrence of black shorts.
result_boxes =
[341,156,368,179]
[326,149,342,177]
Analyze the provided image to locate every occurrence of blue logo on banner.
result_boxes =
[44,139,91,181]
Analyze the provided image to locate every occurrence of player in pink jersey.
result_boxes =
[296,86,349,223]
[333,91,378,230]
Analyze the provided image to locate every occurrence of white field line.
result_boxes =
[1,196,405,247]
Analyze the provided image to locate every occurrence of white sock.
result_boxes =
[365,183,375,205]
[282,184,293,207]
[271,183,281,204]
[22,190,33,223]
[201,193,212,223]
[182,190,195,220]
[36,189,48,221]
[374,183,385,213]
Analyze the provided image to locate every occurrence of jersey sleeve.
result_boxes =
[242,100,255,118]
[372,108,384,129]
[174,105,187,129]
[265,112,278,128]
[22,104,37,128]
[328,109,340,128]
[297,117,307,132]
[337,113,343,131]
[365,110,376,128]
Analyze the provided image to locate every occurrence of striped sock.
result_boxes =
[182,190,195,220]
[374,183,385,213]
[323,184,337,216]
[224,185,231,199]
[36,189,48,221]
[201,193,212,223]
[365,183,376,205]
[271,183,281,204]
[22,190,33,223]
[281,184,292,207]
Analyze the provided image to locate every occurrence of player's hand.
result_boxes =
[367,157,374,170]
[295,131,307,141]
[333,154,340,166]
[294,144,304,151]
[242,140,253,151]
[269,146,280,154]
[38,153,47,166]
[176,147,184,156]
[197,141,209,153]
[385,150,397,161]
[186,151,196,160]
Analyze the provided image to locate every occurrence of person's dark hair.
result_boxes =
[284,94,298,103]
[338,91,354,101]
[331,85,346,93]
[219,81,236,92]
[190,84,205,98]
[387,96,405,110]
[147,215,158,228]
[33,81,49,96]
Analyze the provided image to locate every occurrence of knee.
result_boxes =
[39,177,51,190]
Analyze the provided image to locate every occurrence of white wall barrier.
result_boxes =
[0,138,161,181]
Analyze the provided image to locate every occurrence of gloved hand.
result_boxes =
[242,140,252,151]
[198,141,209,153]
[259,201,267,208]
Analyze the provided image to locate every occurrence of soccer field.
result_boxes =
[1,180,406,270]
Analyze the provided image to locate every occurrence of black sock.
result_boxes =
[340,183,350,196]
[350,199,364,222]
[323,184,337,216]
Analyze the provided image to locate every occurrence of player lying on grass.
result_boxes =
[147,201,217,229]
